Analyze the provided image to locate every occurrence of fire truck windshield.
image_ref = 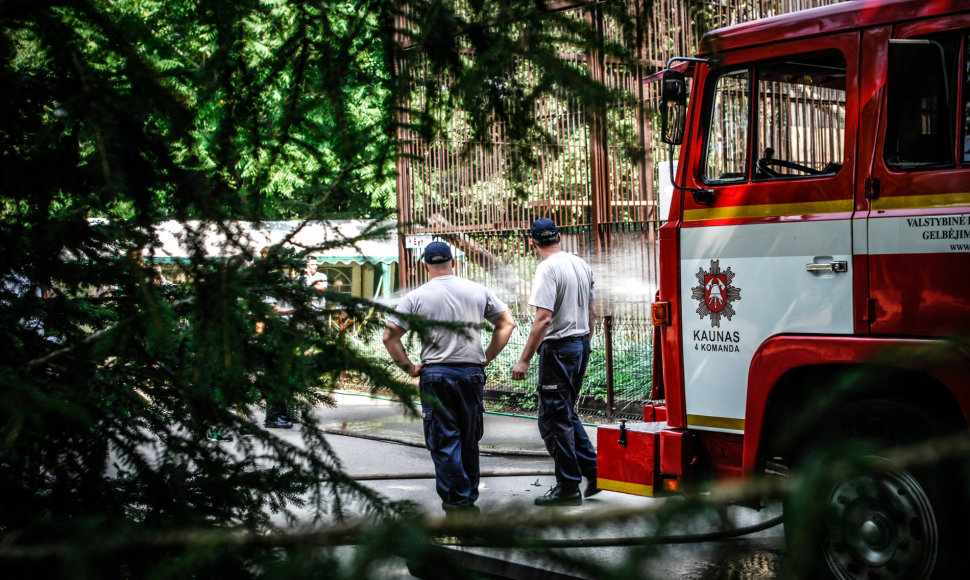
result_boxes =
[702,51,847,184]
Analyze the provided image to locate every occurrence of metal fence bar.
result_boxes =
[604,314,615,423]
[393,0,845,421]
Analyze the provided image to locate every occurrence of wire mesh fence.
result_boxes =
[387,0,846,424]
[368,311,657,423]
[487,314,657,422]
[391,1,844,424]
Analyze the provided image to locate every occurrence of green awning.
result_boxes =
[151,256,396,266]
[313,256,396,266]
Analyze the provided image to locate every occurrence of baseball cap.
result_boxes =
[423,241,453,264]
[530,218,560,242]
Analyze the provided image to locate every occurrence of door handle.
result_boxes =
[805,261,848,273]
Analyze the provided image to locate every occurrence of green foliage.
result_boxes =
[481,313,654,410]
[0,0,678,577]
[585,330,653,403]
[493,390,538,413]
[396,0,645,199]
[0,0,407,574]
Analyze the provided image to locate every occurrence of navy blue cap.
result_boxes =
[423,241,453,264]
[530,218,560,242]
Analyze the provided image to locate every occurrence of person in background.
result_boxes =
[304,257,327,310]
[205,253,255,443]
[254,248,295,429]
[512,218,599,506]
[383,242,516,514]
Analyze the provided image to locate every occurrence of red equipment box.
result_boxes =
[596,421,663,497]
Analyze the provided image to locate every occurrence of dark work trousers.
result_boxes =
[419,363,486,508]
[537,335,596,489]
[266,401,288,421]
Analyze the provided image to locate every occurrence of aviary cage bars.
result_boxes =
[394,0,844,416]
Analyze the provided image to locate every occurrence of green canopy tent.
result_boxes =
[148,220,398,299]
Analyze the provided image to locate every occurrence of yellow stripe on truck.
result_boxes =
[597,477,656,497]
[683,199,853,222]
[686,414,745,431]
[682,192,970,221]
[871,192,970,211]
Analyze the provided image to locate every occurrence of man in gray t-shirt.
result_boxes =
[383,241,516,513]
[512,218,598,506]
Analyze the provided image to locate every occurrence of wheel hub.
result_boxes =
[859,512,892,549]
[844,503,894,565]
[821,467,938,580]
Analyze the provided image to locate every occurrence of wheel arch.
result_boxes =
[742,335,970,476]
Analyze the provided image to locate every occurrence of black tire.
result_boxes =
[783,398,962,580]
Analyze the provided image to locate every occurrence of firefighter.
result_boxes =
[512,218,599,506]
[383,242,516,514]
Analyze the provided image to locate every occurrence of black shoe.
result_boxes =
[264,416,293,429]
[442,500,480,515]
[584,471,601,497]
[534,484,582,506]
[207,429,234,442]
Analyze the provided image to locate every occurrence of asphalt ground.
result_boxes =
[282,392,793,580]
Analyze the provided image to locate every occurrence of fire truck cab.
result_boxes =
[596,1,970,578]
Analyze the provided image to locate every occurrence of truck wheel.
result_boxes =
[783,399,959,580]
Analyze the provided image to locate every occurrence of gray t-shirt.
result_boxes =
[528,251,594,341]
[390,275,508,365]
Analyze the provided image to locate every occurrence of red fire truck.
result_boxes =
[596,1,970,578]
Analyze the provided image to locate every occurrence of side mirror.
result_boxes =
[661,70,687,146]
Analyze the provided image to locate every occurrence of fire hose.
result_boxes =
[433,514,784,548]
[325,427,784,548]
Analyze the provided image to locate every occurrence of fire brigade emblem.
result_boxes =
[691,260,740,328]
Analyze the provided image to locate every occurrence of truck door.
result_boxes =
[863,16,970,338]
[677,33,860,433]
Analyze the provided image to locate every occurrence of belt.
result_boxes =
[422,362,485,369]
[542,334,588,347]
